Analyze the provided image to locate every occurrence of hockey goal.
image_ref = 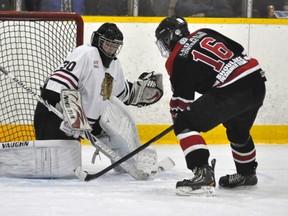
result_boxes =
[0,11,83,142]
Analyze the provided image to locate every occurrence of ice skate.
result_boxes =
[176,159,216,196]
[219,162,258,188]
[219,172,257,188]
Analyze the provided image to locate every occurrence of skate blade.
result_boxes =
[176,186,215,197]
[219,185,258,190]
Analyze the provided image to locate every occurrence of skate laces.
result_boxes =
[180,167,202,183]
[185,159,216,183]
[193,167,203,178]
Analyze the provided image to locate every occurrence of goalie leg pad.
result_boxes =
[99,96,158,174]
[0,140,81,179]
[99,96,141,153]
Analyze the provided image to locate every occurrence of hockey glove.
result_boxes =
[128,71,163,107]
[170,97,194,123]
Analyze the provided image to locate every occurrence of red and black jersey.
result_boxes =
[166,28,262,102]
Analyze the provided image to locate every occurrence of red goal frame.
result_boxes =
[0,11,84,46]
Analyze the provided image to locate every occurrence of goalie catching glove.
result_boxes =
[59,89,92,138]
[128,71,163,107]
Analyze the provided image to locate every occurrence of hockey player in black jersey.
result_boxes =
[155,16,266,195]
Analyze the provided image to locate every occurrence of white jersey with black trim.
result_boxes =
[45,44,130,124]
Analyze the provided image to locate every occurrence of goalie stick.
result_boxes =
[0,67,148,180]
[75,125,174,181]
[0,67,174,180]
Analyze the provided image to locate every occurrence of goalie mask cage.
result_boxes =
[0,11,83,142]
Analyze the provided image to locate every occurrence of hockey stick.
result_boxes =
[0,66,149,180]
[75,125,174,181]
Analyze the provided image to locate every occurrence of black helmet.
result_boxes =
[91,23,124,67]
[155,16,189,58]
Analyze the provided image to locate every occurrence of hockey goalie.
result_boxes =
[0,23,174,179]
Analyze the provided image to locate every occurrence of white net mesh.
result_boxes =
[0,12,83,142]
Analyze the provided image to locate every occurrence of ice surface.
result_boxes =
[0,144,287,216]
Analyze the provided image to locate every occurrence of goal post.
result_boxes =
[0,11,84,142]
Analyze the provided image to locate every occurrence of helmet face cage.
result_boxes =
[155,31,172,58]
[155,16,189,58]
[98,35,123,58]
[91,23,124,59]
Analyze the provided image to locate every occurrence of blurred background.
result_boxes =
[1,0,288,18]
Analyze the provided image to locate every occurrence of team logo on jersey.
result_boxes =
[94,60,99,68]
[179,38,188,45]
[101,73,114,100]
[179,32,207,57]
[216,56,248,82]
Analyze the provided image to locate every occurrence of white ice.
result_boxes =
[0,144,287,216]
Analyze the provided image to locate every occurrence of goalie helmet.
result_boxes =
[91,23,124,68]
[155,16,190,58]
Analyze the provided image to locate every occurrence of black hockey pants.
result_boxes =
[174,71,266,173]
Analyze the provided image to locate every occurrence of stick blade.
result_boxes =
[74,166,88,181]
[157,157,175,172]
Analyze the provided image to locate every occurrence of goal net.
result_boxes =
[0,11,83,142]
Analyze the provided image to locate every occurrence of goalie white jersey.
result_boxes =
[45,44,131,125]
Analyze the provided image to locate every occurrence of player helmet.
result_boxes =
[155,16,190,58]
[91,23,124,67]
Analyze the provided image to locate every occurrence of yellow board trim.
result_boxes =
[1,124,287,144]
[82,16,288,25]
[137,124,288,145]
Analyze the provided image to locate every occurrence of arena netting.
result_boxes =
[0,12,83,142]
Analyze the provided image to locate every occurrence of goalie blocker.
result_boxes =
[59,89,92,138]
